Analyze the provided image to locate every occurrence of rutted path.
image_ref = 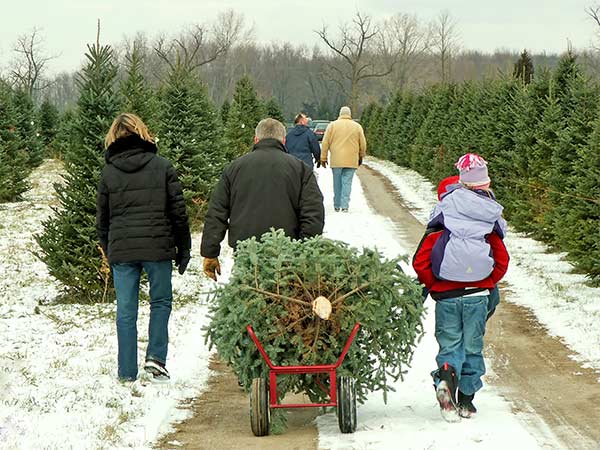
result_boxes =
[155,357,318,449]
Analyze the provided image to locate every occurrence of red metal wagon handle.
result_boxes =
[245,322,361,408]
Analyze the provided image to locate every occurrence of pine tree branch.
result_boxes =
[331,283,371,305]
[294,273,315,302]
[245,286,312,306]
[311,320,321,353]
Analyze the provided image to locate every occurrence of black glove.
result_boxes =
[175,249,191,275]
[316,160,321,168]
[359,157,363,166]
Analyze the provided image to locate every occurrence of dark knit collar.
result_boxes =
[252,138,286,153]
[105,134,157,163]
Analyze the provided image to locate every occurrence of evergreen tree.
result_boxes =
[50,108,76,159]
[37,98,59,151]
[381,92,403,161]
[224,76,264,160]
[549,71,598,249]
[359,102,375,132]
[397,94,430,167]
[410,84,454,179]
[552,50,579,103]
[504,82,543,228]
[513,50,534,84]
[386,92,415,166]
[36,44,121,302]
[12,88,44,167]
[0,81,30,201]
[364,104,385,158]
[479,79,519,202]
[566,115,600,283]
[158,68,224,223]
[121,44,158,128]
[264,97,285,122]
[220,99,230,125]
[529,94,562,241]
[453,81,487,155]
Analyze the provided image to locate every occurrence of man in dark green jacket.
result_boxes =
[201,118,324,280]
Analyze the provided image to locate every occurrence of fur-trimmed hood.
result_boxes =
[105,134,158,173]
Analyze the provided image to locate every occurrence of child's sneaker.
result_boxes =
[436,362,459,422]
[144,359,170,383]
[457,391,477,418]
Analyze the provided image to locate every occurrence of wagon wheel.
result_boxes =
[336,376,357,433]
[250,377,270,436]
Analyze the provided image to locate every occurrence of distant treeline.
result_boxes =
[44,46,571,120]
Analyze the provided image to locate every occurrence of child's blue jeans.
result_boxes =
[112,261,173,380]
[432,294,488,395]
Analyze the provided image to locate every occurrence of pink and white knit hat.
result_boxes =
[455,153,490,188]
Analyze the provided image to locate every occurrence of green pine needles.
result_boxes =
[206,230,425,405]
[224,76,264,160]
[0,82,31,201]
[157,68,224,224]
[36,44,121,302]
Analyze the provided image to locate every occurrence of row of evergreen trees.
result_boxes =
[0,81,60,201]
[33,42,284,302]
[362,52,599,285]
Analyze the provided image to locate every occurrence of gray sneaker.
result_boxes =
[144,359,170,383]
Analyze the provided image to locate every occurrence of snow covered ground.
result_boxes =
[0,160,222,449]
[2,156,598,449]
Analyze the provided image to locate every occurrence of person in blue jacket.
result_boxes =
[285,113,321,168]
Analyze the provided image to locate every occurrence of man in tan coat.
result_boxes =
[320,106,367,212]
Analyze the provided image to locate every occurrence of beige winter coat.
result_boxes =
[320,115,367,169]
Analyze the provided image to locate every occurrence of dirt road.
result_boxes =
[155,356,319,450]
[157,165,599,449]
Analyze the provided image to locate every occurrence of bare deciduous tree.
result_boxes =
[586,5,600,51]
[379,13,432,92]
[10,27,57,98]
[154,9,251,75]
[432,11,460,84]
[315,11,399,112]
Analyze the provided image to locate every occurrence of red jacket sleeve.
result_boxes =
[488,232,509,284]
[412,231,440,289]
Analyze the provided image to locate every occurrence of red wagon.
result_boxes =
[246,322,361,436]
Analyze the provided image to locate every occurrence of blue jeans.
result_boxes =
[433,295,488,395]
[331,168,356,209]
[487,286,500,320]
[422,286,500,322]
[112,261,173,380]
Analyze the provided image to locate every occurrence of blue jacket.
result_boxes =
[285,125,320,167]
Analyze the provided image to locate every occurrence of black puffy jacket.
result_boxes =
[200,138,324,257]
[96,135,191,264]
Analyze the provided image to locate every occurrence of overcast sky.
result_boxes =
[0,0,597,75]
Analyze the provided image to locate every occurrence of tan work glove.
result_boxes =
[203,257,221,281]
[320,160,328,168]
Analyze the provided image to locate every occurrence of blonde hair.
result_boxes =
[105,113,154,148]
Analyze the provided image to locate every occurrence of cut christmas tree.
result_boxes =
[206,230,425,406]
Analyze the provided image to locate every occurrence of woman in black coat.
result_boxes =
[96,113,191,382]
